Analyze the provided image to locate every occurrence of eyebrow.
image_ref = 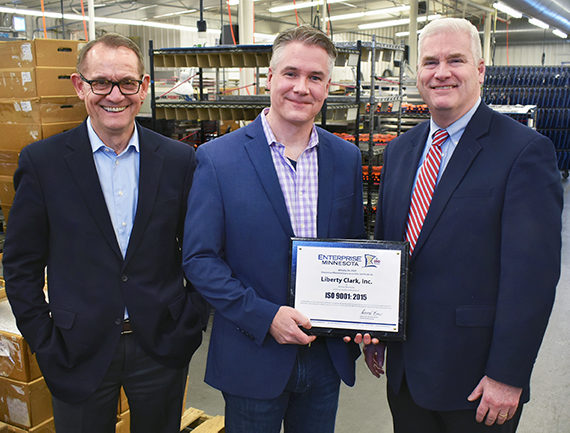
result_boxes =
[281,66,326,77]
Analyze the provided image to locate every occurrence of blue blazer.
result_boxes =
[2,121,208,403]
[183,116,365,399]
[375,102,563,411]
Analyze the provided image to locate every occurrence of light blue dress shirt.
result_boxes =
[412,98,482,189]
[87,118,139,319]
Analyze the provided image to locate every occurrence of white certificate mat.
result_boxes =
[289,238,408,340]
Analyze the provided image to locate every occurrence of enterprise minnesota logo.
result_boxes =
[317,253,381,267]
[364,254,381,268]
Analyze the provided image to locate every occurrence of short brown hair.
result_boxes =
[271,25,337,76]
[76,33,145,76]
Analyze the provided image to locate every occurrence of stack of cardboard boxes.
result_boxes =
[0,301,54,432]
[0,39,87,223]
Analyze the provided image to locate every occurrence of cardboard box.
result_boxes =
[33,40,84,68]
[0,332,41,383]
[0,70,37,99]
[0,175,15,223]
[41,121,81,139]
[0,417,54,432]
[0,124,41,152]
[115,410,130,433]
[118,387,128,415]
[0,39,83,69]
[35,68,76,97]
[0,42,35,69]
[0,376,53,429]
[0,301,42,383]
[0,98,85,124]
[0,151,19,177]
[0,100,41,124]
[0,68,76,99]
[39,97,85,123]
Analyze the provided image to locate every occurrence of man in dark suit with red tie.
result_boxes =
[360,17,563,433]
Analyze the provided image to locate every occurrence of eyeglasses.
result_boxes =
[79,72,143,96]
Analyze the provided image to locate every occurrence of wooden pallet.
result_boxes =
[180,407,224,433]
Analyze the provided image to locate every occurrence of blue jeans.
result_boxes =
[223,339,341,433]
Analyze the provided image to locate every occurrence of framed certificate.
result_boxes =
[289,238,408,341]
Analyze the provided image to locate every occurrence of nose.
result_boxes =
[434,62,452,79]
[293,77,309,94]
[106,83,124,100]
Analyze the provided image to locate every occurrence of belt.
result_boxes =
[121,320,133,335]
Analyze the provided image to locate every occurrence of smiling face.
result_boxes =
[71,43,150,151]
[266,41,331,130]
[417,30,485,127]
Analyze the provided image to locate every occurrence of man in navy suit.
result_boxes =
[360,18,563,432]
[183,25,365,433]
[2,33,208,433]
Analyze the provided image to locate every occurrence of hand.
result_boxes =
[269,306,316,345]
[467,375,522,425]
[363,342,386,378]
[343,333,380,345]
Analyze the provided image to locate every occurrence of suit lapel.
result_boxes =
[244,118,294,237]
[412,105,490,258]
[124,125,164,266]
[316,132,333,238]
[389,124,429,242]
[63,122,123,259]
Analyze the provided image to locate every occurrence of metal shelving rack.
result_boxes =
[149,40,405,235]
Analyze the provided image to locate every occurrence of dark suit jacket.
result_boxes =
[183,116,365,399]
[375,102,563,411]
[2,121,208,403]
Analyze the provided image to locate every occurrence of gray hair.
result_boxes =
[271,25,337,76]
[77,33,145,77]
[418,17,482,65]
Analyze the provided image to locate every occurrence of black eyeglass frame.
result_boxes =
[78,72,144,96]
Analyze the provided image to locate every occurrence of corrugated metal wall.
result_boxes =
[492,42,570,66]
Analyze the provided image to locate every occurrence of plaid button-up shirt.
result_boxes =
[261,108,319,238]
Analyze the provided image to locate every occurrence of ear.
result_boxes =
[139,74,151,101]
[71,73,86,100]
[267,67,273,91]
[478,60,485,85]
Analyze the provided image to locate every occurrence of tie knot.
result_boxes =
[432,129,448,147]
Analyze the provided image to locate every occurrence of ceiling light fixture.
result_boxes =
[327,6,410,22]
[0,6,219,34]
[269,0,345,14]
[528,17,549,29]
[153,9,198,19]
[359,14,440,30]
[492,2,523,19]
[552,29,568,38]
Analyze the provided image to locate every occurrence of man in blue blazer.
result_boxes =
[2,34,208,433]
[183,26,364,433]
[361,18,563,433]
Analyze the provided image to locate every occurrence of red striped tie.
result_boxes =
[405,128,448,255]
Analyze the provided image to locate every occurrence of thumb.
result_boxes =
[467,380,484,402]
[294,310,312,329]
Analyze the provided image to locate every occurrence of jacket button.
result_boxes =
[121,275,128,282]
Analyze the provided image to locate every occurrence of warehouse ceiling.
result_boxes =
[1,0,568,43]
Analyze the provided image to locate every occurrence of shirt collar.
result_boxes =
[87,116,140,155]
[260,107,319,151]
[430,97,481,145]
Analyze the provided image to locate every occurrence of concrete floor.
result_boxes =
[185,178,570,433]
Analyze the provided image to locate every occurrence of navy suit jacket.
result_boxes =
[375,102,563,410]
[2,121,208,403]
[183,116,365,399]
